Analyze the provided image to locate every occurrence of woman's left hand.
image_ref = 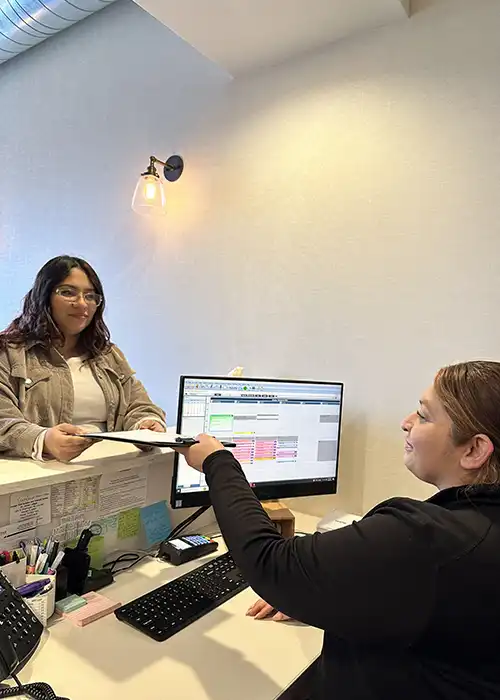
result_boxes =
[246,598,292,622]
[174,434,225,472]
[139,420,165,432]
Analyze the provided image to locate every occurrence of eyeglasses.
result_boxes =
[54,285,103,307]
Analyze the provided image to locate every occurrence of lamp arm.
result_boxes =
[150,154,184,182]
[150,156,176,172]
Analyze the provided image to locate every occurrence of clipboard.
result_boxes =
[85,429,236,449]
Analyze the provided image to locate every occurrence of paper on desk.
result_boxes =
[10,486,51,527]
[140,501,171,547]
[99,467,148,517]
[51,477,99,519]
[118,508,141,540]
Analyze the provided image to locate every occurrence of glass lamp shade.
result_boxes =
[131,173,166,216]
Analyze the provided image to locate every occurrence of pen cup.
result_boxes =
[0,561,26,589]
[24,574,56,627]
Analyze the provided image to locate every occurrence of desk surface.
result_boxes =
[18,513,323,700]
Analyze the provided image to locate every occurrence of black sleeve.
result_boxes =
[204,450,437,645]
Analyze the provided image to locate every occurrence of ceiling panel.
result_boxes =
[134,0,410,76]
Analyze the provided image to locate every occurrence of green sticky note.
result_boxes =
[88,535,105,569]
[64,535,104,568]
[118,508,141,540]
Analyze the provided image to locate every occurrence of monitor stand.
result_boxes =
[261,501,295,538]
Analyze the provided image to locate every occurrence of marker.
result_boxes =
[47,550,65,574]
[35,552,48,574]
[27,544,38,574]
[17,579,50,598]
[47,542,59,567]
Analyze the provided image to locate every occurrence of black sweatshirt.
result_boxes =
[203,450,500,700]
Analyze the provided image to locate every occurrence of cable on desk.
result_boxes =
[102,508,215,573]
[166,505,210,542]
[0,674,70,699]
[103,549,154,575]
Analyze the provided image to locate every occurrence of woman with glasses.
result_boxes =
[0,256,166,461]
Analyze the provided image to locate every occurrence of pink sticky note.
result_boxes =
[63,592,121,627]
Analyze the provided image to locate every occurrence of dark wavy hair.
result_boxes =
[0,256,111,358]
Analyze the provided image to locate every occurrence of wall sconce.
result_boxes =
[131,155,184,216]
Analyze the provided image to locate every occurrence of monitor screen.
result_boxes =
[171,376,344,509]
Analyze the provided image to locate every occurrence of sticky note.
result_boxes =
[63,592,120,627]
[117,508,140,540]
[140,501,172,547]
[98,515,118,537]
[56,594,87,614]
[63,535,104,568]
[88,535,105,569]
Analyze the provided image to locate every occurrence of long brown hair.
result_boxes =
[0,256,111,359]
[434,361,500,485]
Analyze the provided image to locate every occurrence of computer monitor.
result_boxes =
[171,376,344,509]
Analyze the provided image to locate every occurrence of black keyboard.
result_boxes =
[115,551,249,641]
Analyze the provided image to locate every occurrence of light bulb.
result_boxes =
[145,181,158,201]
[131,173,166,216]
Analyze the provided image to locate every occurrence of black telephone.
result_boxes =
[0,571,69,699]
[0,571,43,681]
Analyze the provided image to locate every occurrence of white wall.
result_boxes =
[0,0,230,412]
[2,0,500,516]
[186,0,500,514]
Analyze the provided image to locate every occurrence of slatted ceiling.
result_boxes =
[0,0,117,64]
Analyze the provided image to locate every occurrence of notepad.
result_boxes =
[55,594,87,614]
[62,592,121,627]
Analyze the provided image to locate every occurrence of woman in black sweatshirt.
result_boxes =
[174,361,500,700]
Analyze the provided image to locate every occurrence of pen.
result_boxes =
[35,552,48,574]
[47,542,59,567]
[47,550,65,574]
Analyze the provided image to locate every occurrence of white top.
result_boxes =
[66,356,107,433]
[32,356,163,461]
[32,356,106,460]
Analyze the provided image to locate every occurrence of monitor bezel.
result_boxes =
[170,375,344,509]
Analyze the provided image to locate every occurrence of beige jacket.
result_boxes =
[0,342,166,458]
